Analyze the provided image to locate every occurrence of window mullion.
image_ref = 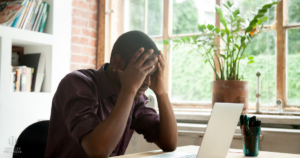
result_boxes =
[144,0,148,34]
[163,0,172,94]
[276,0,287,108]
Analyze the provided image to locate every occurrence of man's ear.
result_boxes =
[111,54,126,70]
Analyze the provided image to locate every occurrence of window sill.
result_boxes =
[174,111,300,125]
[177,123,300,139]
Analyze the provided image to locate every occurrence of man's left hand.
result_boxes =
[149,50,167,96]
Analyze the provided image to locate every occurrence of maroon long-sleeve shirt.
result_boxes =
[45,63,160,158]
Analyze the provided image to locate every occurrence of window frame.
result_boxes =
[120,0,300,113]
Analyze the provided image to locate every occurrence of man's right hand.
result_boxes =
[114,47,157,93]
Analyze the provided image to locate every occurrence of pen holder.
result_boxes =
[241,126,261,156]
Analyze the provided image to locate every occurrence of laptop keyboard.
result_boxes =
[180,154,197,158]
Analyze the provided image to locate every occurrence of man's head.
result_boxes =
[110,31,160,98]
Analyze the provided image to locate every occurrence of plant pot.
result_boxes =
[212,80,249,112]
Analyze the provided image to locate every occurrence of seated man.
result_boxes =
[45,31,177,158]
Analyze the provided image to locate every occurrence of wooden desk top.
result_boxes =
[113,146,300,158]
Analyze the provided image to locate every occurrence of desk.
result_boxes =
[114,146,300,158]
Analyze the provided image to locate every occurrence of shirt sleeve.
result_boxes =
[131,95,160,143]
[54,71,101,145]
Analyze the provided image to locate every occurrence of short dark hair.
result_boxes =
[110,31,159,63]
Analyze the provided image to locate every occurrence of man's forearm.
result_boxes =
[81,88,136,158]
[155,92,178,151]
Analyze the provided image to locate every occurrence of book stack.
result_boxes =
[11,53,45,92]
[2,0,50,33]
[11,66,33,92]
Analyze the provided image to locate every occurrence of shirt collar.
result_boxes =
[97,63,117,98]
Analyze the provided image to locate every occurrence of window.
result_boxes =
[123,0,300,113]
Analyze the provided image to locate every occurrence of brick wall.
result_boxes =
[71,0,98,71]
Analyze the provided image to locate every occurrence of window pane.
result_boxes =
[148,0,163,36]
[239,31,276,108]
[171,45,213,102]
[126,0,163,37]
[128,0,145,32]
[225,0,275,26]
[287,28,300,104]
[288,0,300,24]
[172,0,215,35]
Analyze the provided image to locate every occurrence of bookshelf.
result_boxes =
[0,0,72,157]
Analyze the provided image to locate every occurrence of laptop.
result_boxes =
[144,103,244,158]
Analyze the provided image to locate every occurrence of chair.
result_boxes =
[13,120,49,158]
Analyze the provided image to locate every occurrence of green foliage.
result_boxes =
[164,1,279,81]
[172,0,199,34]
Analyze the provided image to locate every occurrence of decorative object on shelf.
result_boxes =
[11,46,24,66]
[164,1,279,112]
[256,71,261,113]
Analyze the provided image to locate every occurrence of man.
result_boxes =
[45,31,178,158]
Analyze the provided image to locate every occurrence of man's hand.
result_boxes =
[149,50,167,96]
[114,47,158,93]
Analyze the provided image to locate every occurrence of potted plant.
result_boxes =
[164,1,279,111]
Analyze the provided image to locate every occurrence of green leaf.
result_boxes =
[262,4,272,9]
[227,36,232,42]
[220,54,226,59]
[163,39,169,45]
[241,36,246,42]
[180,37,186,42]
[214,27,220,34]
[245,26,252,33]
[215,5,227,28]
[223,4,230,10]
[188,49,194,54]
[173,39,181,43]
[233,9,240,17]
[221,31,225,37]
[249,56,254,60]
[192,35,197,43]
[204,60,208,63]
[242,43,247,49]
[261,16,269,22]
[225,27,230,35]
[185,36,190,42]
[248,60,255,64]
[246,54,249,58]
[198,24,204,32]
[234,44,240,49]
[202,25,207,30]
[207,24,214,31]
[227,1,233,7]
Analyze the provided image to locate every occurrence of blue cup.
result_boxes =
[241,126,261,156]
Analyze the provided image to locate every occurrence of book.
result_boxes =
[11,0,28,27]
[19,0,32,28]
[26,67,32,92]
[25,0,41,30]
[20,66,27,92]
[32,2,43,31]
[19,53,41,92]
[13,66,22,92]
[39,3,48,32]
[34,2,45,32]
[21,0,35,29]
[14,0,29,28]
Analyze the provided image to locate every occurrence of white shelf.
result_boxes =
[0,1,72,157]
[0,26,53,46]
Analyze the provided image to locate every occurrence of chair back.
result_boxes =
[13,120,49,158]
